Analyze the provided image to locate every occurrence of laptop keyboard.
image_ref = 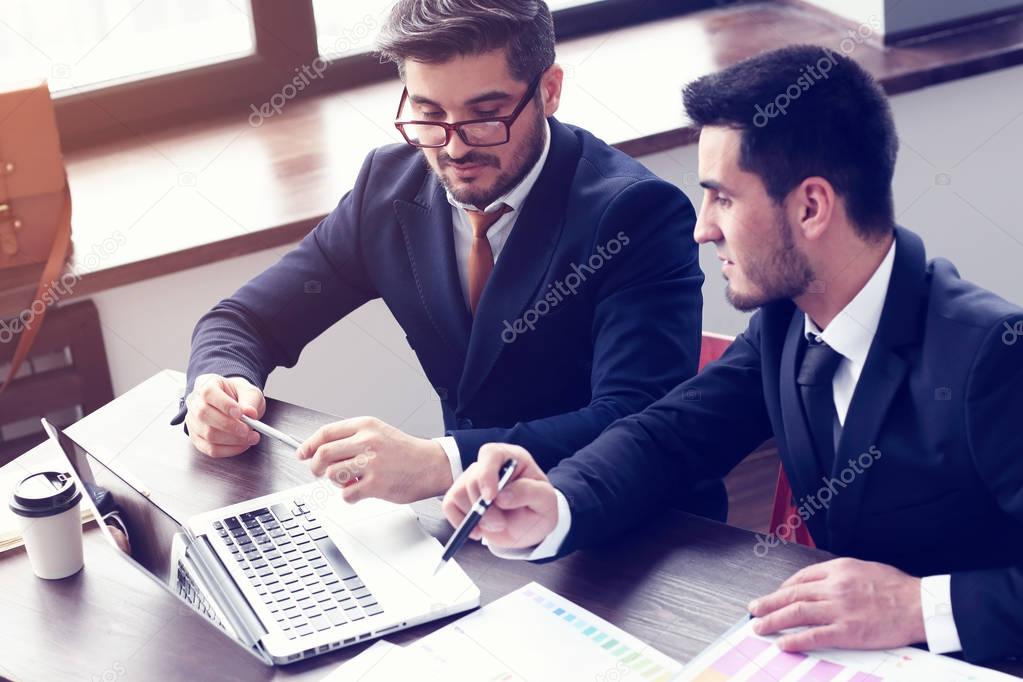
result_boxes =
[177,559,225,629]
[215,499,383,640]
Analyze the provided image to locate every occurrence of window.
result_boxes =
[313,0,391,60]
[0,0,255,93]
[7,0,714,150]
[310,0,612,59]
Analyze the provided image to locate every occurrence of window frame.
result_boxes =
[52,0,730,152]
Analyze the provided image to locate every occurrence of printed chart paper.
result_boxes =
[675,618,1017,682]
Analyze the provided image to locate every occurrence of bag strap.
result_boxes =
[0,181,72,396]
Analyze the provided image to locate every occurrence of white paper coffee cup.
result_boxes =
[9,471,84,580]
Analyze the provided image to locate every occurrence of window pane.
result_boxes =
[546,0,597,8]
[313,0,622,61]
[0,0,255,93]
[313,0,392,60]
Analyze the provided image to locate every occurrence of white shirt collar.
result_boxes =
[445,119,551,214]
[804,239,897,367]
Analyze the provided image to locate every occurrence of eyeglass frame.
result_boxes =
[393,72,545,149]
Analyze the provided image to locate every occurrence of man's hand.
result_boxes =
[106,523,131,554]
[749,557,926,651]
[298,417,452,504]
[442,443,559,549]
[185,374,266,458]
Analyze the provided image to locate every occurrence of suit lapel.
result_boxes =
[778,309,831,545]
[458,120,581,407]
[826,227,927,553]
[394,175,472,361]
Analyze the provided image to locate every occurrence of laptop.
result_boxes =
[41,419,480,666]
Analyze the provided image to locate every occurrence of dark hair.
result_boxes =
[377,0,556,83]
[683,44,898,238]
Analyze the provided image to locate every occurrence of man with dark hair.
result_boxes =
[445,44,1023,662]
[173,1,719,515]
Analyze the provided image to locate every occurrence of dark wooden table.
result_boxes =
[1,370,1019,681]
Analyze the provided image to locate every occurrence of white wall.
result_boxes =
[87,63,1023,434]
[799,0,885,32]
[800,0,1023,37]
[883,0,1023,36]
[642,63,1023,336]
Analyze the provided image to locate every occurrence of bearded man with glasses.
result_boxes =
[174,0,720,520]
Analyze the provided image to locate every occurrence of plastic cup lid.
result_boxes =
[9,471,82,518]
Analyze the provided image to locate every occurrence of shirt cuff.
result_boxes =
[102,511,130,543]
[484,489,571,561]
[921,574,962,654]
[434,437,463,485]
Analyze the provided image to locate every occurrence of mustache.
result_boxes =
[437,151,501,170]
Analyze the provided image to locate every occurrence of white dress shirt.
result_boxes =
[432,120,552,485]
[494,239,963,652]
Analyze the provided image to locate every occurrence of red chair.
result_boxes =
[699,332,814,547]
[770,469,815,547]
[698,332,733,372]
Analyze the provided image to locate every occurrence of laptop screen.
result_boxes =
[41,419,184,584]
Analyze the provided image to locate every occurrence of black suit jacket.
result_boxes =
[549,227,1023,662]
[174,119,720,503]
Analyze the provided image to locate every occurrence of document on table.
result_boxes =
[322,581,683,681]
[319,641,448,680]
[675,616,1017,681]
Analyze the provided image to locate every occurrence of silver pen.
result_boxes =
[240,415,303,450]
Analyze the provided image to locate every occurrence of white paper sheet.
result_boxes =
[322,582,681,681]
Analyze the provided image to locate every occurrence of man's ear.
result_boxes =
[541,65,564,117]
[791,176,836,242]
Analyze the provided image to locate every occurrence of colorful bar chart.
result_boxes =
[687,635,880,682]
[521,586,678,681]
[399,582,682,682]
[676,618,1015,681]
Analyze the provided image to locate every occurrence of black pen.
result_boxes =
[434,459,518,575]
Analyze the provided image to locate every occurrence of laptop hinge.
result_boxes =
[187,533,272,664]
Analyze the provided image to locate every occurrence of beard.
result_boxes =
[428,106,547,209]
[725,210,815,312]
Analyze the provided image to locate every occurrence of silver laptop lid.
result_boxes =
[40,418,271,666]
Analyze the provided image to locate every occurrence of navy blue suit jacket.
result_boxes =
[548,227,1023,662]
[175,119,706,477]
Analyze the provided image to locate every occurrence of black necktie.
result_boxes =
[796,337,843,476]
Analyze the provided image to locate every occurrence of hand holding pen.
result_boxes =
[440,444,562,555]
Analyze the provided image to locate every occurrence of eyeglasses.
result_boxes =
[394,73,543,149]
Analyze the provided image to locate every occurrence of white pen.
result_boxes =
[240,415,303,450]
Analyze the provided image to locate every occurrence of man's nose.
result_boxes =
[445,128,472,160]
[694,206,721,245]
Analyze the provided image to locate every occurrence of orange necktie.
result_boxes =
[465,204,513,315]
